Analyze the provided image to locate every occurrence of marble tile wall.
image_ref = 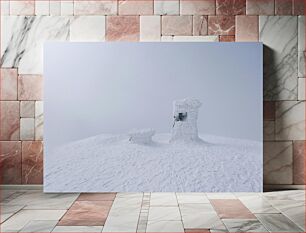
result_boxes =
[0,0,305,185]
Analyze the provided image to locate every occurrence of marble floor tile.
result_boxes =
[184,229,210,233]
[148,206,181,221]
[0,209,66,232]
[222,219,268,232]
[146,220,184,233]
[52,226,103,232]
[298,16,305,78]
[58,201,113,226]
[176,193,210,204]
[238,196,279,213]
[102,194,142,232]
[20,220,58,232]
[206,193,236,199]
[181,209,221,229]
[256,214,303,232]
[1,204,25,223]
[77,193,116,201]
[262,190,305,201]
[210,199,256,219]
[179,203,216,214]
[150,193,178,206]
[267,200,305,230]
[6,191,79,210]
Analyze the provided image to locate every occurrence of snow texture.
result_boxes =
[44,133,263,193]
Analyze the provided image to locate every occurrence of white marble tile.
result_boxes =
[154,0,179,15]
[20,101,35,118]
[1,210,66,232]
[6,191,78,210]
[182,212,222,229]
[20,118,35,140]
[298,16,305,78]
[35,101,43,140]
[275,101,305,140]
[150,193,178,206]
[263,141,293,184]
[176,193,210,204]
[263,121,275,140]
[180,205,221,229]
[206,193,236,199]
[61,1,73,16]
[161,35,219,42]
[52,226,103,232]
[140,16,161,42]
[268,200,305,230]
[50,1,61,16]
[180,203,216,214]
[298,78,305,100]
[10,1,35,15]
[260,16,298,100]
[20,220,58,232]
[1,204,25,223]
[35,1,50,15]
[223,219,268,232]
[1,0,10,15]
[148,206,181,221]
[262,190,305,201]
[70,16,105,42]
[256,214,303,232]
[74,1,117,15]
[1,16,70,74]
[103,194,142,232]
[238,196,279,214]
[146,220,184,232]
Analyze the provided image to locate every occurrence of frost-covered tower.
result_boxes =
[170,98,202,143]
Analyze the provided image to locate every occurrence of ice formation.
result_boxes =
[170,98,202,143]
[128,129,155,144]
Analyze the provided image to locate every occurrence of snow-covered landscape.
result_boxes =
[44,133,262,192]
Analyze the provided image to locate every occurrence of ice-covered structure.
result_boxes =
[170,98,202,143]
[128,128,155,144]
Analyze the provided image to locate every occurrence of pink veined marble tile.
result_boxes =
[193,16,208,36]
[10,0,35,15]
[0,101,20,140]
[264,101,275,120]
[246,0,274,15]
[119,0,153,15]
[275,0,293,15]
[180,0,216,15]
[293,140,305,184]
[106,16,140,41]
[293,0,305,15]
[22,141,43,184]
[18,75,43,101]
[74,0,117,15]
[77,193,117,201]
[235,15,258,41]
[219,35,235,42]
[208,16,235,36]
[162,16,192,36]
[0,69,18,100]
[0,141,22,184]
[210,199,256,219]
[58,201,114,226]
[216,0,246,15]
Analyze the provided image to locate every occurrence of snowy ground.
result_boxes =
[44,134,263,192]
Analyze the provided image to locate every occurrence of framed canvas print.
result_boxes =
[44,42,263,192]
